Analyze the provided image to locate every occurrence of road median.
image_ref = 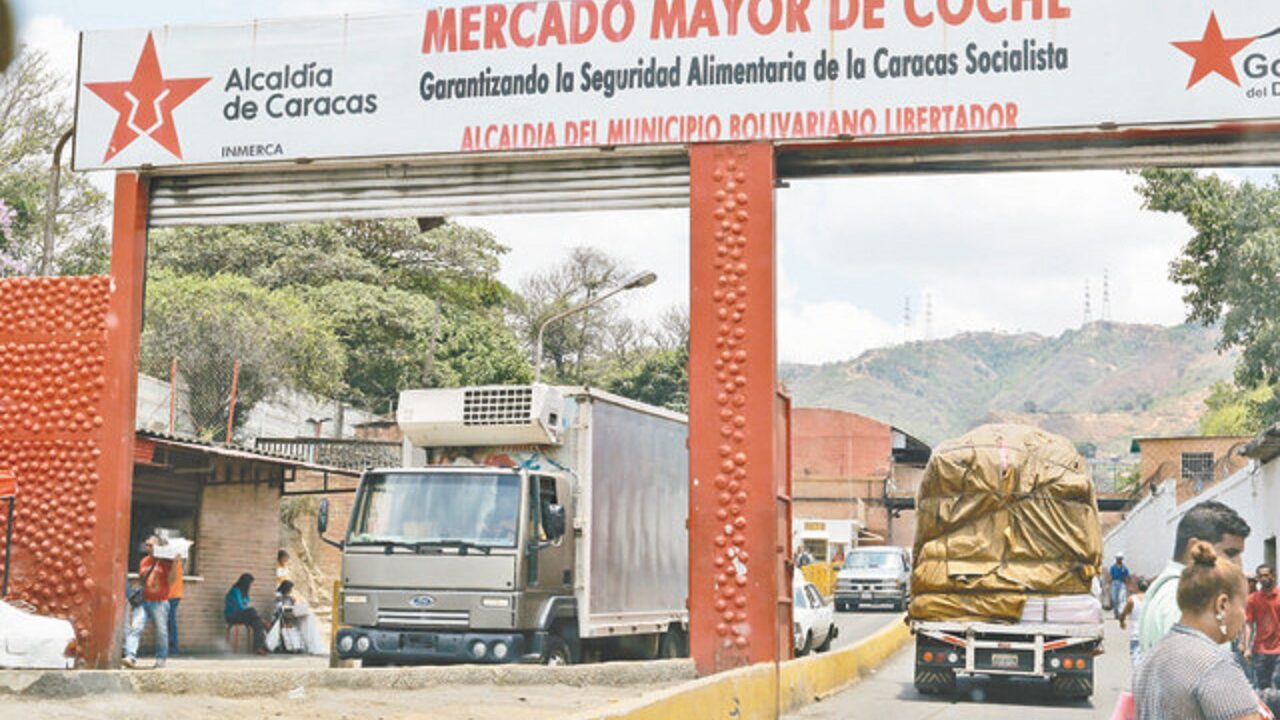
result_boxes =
[571,614,910,720]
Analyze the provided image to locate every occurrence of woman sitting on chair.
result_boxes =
[224,573,269,655]
[267,581,326,655]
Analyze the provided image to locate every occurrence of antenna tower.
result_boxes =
[924,292,934,342]
[1083,280,1093,325]
[903,296,912,344]
[1102,269,1112,322]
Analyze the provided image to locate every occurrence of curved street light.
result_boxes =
[533,270,657,384]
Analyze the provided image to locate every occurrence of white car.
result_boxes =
[793,581,837,657]
[0,600,76,669]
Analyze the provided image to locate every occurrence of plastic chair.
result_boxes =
[225,623,253,654]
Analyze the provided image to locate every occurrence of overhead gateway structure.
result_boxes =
[60,0,1280,671]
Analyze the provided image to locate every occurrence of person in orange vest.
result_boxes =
[167,555,184,656]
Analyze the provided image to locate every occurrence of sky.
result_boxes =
[14,0,1248,364]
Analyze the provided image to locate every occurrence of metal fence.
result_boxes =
[255,437,400,472]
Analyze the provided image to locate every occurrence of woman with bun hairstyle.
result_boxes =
[1134,540,1268,720]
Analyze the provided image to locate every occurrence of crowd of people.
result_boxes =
[1115,500,1280,719]
[122,539,326,668]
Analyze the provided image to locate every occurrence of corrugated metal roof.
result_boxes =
[1242,425,1280,464]
[136,429,361,477]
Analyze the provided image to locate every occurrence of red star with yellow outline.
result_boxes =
[1171,12,1255,89]
[84,33,211,162]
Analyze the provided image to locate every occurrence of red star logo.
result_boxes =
[84,33,210,162]
[1171,12,1255,89]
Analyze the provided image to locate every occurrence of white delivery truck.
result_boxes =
[320,384,688,665]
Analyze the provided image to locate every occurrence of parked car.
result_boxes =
[835,546,912,611]
[0,600,76,669]
[793,580,837,656]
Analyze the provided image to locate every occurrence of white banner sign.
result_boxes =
[73,1,1280,170]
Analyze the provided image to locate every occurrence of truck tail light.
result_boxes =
[64,639,77,657]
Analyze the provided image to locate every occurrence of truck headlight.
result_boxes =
[492,641,510,660]
[355,636,371,654]
[345,594,368,604]
[470,640,487,659]
[481,597,511,608]
[338,635,354,653]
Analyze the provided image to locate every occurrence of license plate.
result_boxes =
[861,592,873,600]
[990,652,1020,669]
[404,635,436,650]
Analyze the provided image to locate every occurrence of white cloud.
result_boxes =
[20,15,78,90]
[779,300,901,364]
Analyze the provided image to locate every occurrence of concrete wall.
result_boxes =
[1105,459,1280,581]
[135,373,376,441]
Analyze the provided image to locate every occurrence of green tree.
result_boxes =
[1137,168,1280,423]
[0,49,107,275]
[148,219,526,410]
[608,346,689,413]
[1199,381,1272,436]
[297,281,439,408]
[141,271,346,439]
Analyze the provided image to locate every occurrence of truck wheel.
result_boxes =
[914,667,956,695]
[1049,675,1093,700]
[657,628,686,659]
[541,636,573,666]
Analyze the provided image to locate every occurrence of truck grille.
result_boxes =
[377,609,470,628]
[838,580,900,593]
[463,387,533,426]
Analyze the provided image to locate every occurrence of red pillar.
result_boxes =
[688,144,785,674]
[93,173,149,667]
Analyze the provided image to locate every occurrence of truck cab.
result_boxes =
[330,466,574,665]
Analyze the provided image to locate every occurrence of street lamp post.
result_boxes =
[533,270,657,384]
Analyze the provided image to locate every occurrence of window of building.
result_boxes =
[1181,452,1215,492]
[128,471,201,574]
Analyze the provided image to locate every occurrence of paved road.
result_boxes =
[790,617,1132,719]
[830,606,907,650]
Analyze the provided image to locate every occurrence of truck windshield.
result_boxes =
[347,471,521,548]
[844,551,902,570]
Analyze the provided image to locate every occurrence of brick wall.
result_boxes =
[1136,436,1251,503]
[143,482,278,655]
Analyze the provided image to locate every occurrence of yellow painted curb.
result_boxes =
[569,615,911,720]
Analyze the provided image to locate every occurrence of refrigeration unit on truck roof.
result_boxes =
[398,383,565,447]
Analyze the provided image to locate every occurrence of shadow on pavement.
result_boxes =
[894,675,1096,711]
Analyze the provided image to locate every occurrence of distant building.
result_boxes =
[1130,434,1252,504]
[1108,426,1280,581]
[789,409,930,560]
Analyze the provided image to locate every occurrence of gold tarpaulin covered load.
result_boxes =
[908,424,1103,623]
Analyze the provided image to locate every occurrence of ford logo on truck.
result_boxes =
[409,595,436,608]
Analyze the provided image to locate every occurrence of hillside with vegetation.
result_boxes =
[779,322,1234,456]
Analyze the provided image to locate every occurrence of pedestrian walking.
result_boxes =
[1120,577,1150,669]
[123,532,172,669]
[1247,565,1280,690]
[1134,540,1267,720]
[167,556,183,656]
[1139,500,1251,654]
[1111,553,1131,619]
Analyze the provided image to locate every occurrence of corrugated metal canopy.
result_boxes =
[149,148,690,226]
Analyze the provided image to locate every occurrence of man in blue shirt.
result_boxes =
[1109,553,1131,620]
